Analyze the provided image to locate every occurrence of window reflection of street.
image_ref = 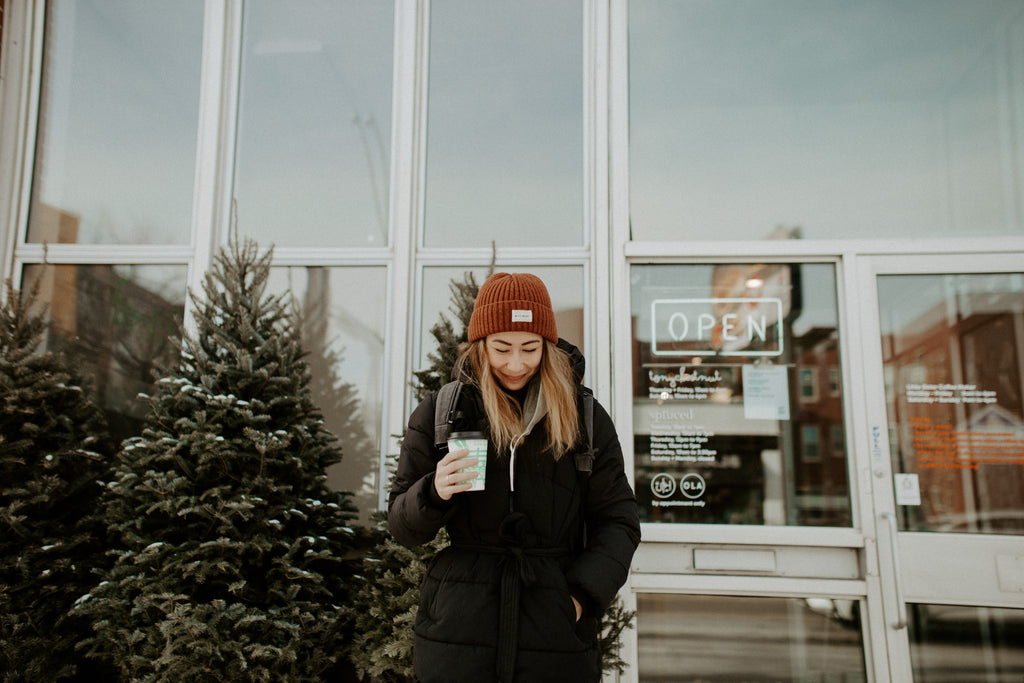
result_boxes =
[880,273,1024,536]
[908,604,1024,682]
[23,262,185,444]
[637,593,865,682]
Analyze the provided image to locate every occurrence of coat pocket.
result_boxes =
[517,561,593,653]
[416,548,502,645]
[416,546,452,626]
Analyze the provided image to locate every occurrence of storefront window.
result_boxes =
[879,273,1024,534]
[28,1,203,245]
[629,0,1024,241]
[907,604,1024,681]
[21,264,186,443]
[637,594,866,682]
[267,266,386,524]
[631,263,850,525]
[233,1,394,248]
[424,0,583,248]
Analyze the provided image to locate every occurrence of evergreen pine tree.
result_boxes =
[0,277,113,682]
[597,590,635,677]
[73,240,359,681]
[347,515,448,682]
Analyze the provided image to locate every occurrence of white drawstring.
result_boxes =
[508,384,544,495]
[509,433,526,492]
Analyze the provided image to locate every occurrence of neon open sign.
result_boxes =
[651,298,784,356]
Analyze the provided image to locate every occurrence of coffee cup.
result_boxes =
[447,430,488,491]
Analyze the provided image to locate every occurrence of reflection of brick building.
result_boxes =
[26,206,183,441]
[28,203,82,336]
[882,290,1024,533]
[792,327,848,526]
[37,262,183,442]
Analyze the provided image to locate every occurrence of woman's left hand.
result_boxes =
[571,596,582,622]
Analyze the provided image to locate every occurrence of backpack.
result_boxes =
[433,380,597,479]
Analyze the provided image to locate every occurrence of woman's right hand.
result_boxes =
[434,449,478,500]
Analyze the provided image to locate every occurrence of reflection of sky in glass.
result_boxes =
[267,266,385,436]
[629,0,1024,241]
[115,264,190,304]
[233,2,393,248]
[425,1,583,248]
[877,273,1024,338]
[30,1,203,244]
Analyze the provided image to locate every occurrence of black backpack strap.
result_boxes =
[575,387,596,548]
[434,380,464,451]
[574,387,596,477]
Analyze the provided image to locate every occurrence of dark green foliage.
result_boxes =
[597,591,636,676]
[73,240,358,681]
[411,270,481,398]
[0,277,113,682]
[348,514,448,682]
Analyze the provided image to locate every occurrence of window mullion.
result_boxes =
[186,0,242,336]
[1,1,45,283]
[381,0,427,511]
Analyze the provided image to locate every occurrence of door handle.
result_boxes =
[881,511,908,630]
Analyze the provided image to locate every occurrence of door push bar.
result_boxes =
[881,511,908,630]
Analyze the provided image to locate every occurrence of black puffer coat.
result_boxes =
[388,341,640,683]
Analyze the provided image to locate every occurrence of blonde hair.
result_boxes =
[456,339,580,460]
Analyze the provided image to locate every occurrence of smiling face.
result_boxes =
[484,331,544,391]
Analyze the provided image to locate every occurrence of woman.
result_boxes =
[389,272,641,683]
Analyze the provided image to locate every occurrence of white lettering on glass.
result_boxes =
[651,298,784,356]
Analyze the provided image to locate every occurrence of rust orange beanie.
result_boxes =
[468,272,558,343]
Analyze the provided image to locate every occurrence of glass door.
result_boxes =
[861,254,1024,682]
[628,261,873,682]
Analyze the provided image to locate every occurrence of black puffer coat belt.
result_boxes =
[388,342,641,683]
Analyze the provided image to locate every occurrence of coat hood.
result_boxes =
[556,338,586,384]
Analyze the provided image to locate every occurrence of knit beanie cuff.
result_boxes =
[468,273,558,343]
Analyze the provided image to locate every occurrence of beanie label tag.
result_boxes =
[511,309,533,323]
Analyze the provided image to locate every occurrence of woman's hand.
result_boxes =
[571,596,582,622]
[434,448,478,501]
